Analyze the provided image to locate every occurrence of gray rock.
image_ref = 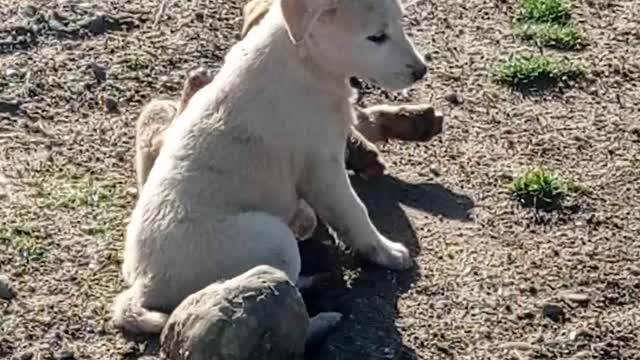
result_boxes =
[102,96,118,113]
[559,292,591,305]
[17,350,34,360]
[444,92,464,105]
[541,302,565,322]
[160,265,309,360]
[21,4,38,18]
[0,274,15,300]
[54,349,75,360]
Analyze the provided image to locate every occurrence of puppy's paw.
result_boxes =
[289,199,317,241]
[185,67,214,91]
[345,133,386,180]
[367,104,444,143]
[305,312,343,348]
[178,67,214,113]
[370,236,412,270]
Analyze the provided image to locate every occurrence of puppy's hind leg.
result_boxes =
[177,67,214,114]
[288,199,317,241]
[111,281,170,334]
[135,100,177,192]
[227,212,302,284]
[134,68,213,192]
[345,124,386,179]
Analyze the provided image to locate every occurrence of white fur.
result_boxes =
[113,0,425,334]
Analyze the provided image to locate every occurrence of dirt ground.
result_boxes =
[1,0,639,359]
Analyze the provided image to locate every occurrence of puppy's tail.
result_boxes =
[112,286,169,334]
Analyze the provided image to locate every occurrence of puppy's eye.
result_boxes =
[367,32,388,44]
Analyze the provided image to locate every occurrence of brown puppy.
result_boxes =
[134,68,213,191]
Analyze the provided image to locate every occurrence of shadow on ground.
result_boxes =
[300,174,474,360]
[120,174,474,359]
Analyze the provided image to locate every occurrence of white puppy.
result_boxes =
[113,0,427,334]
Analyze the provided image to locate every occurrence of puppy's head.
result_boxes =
[280,0,427,90]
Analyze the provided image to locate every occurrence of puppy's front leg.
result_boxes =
[300,158,411,270]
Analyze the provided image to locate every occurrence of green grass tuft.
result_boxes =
[514,0,587,50]
[493,54,586,89]
[515,23,587,50]
[510,168,562,210]
[518,0,571,24]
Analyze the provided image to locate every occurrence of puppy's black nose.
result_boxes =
[411,64,427,81]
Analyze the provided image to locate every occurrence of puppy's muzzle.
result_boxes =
[408,63,427,82]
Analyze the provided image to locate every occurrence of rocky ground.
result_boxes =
[1,0,639,359]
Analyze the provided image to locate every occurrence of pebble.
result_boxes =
[18,350,34,360]
[85,14,108,35]
[21,4,38,18]
[429,164,441,177]
[90,62,107,84]
[55,349,75,360]
[498,342,539,351]
[516,309,536,320]
[570,350,593,359]
[444,92,464,105]
[541,302,565,322]
[0,274,15,300]
[569,327,594,341]
[102,96,118,113]
[560,292,591,305]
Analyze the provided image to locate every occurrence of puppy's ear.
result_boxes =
[241,0,272,39]
[280,0,337,45]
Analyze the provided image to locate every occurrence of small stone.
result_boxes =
[569,327,594,341]
[497,342,539,351]
[628,265,640,276]
[560,292,591,305]
[55,349,75,360]
[629,126,640,137]
[48,19,69,32]
[516,309,536,320]
[541,303,565,322]
[18,350,34,360]
[429,164,441,177]
[0,99,22,115]
[498,172,514,181]
[434,342,452,355]
[90,63,107,84]
[21,4,38,18]
[102,96,118,113]
[444,92,463,105]
[571,350,593,359]
[0,274,15,300]
[85,14,108,35]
